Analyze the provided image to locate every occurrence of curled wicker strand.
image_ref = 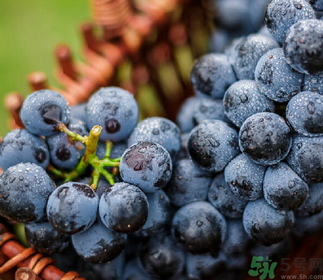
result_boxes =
[0,233,16,247]
[27,254,42,270]
[32,257,55,275]
[0,247,36,274]
[60,271,85,280]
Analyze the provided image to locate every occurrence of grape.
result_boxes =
[223,80,275,127]
[249,0,271,30]
[225,153,266,201]
[186,251,227,280]
[230,34,279,80]
[86,87,139,142]
[306,0,323,10]
[292,210,323,236]
[139,233,186,279]
[20,90,70,136]
[52,245,80,273]
[188,120,239,172]
[119,142,172,193]
[255,48,304,103]
[71,218,126,263]
[127,117,181,158]
[0,163,55,223]
[123,258,153,280]
[78,253,124,280]
[176,96,198,133]
[47,118,88,170]
[172,201,227,254]
[47,182,98,235]
[239,112,292,166]
[215,0,250,32]
[295,182,323,216]
[250,236,291,260]
[284,19,323,75]
[286,91,323,136]
[265,0,315,44]
[221,219,252,255]
[135,190,171,238]
[25,220,69,255]
[99,182,149,233]
[225,36,245,65]
[263,162,309,212]
[164,159,212,207]
[209,28,232,53]
[190,54,236,99]
[177,97,228,134]
[303,73,323,94]
[194,98,228,124]
[243,198,294,245]
[208,173,248,218]
[286,134,323,182]
[0,129,49,171]
[70,103,87,123]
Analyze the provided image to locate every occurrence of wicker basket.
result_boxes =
[2,0,323,279]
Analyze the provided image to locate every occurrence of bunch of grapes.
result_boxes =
[1,0,323,279]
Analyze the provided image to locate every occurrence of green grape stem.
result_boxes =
[48,123,121,190]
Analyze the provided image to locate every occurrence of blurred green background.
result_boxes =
[0,0,90,136]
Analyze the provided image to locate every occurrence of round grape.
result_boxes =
[71,218,126,263]
[286,91,323,137]
[120,142,172,193]
[128,117,181,159]
[284,19,323,75]
[0,163,56,223]
[0,129,49,171]
[208,173,248,218]
[223,80,275,127]
[190,53,236,99]
[243,198,294,245]
[99,182,149,233]
[86,87,139,142]
[47,182,98,235]
[172,201,227,254]
[239,112,292,166]
[47,118,88,170]
[255,48,304,103]
[164,159,212,207]
[20,90,70,136]
[188,120,239,172]
[225,153,266,201]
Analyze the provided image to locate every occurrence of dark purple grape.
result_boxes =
[0,129,50,171]
[99,182,148,233]
[20,90,70,136]
[120,142,172,193]
[243,198,294,245]
[224,153,266,201]
[25,220,69,255]
[47,182,98,235]
[208,173,248,218]
[164,159,212,207]
[139,233,186,279]
[239,112,292,166]
[188,120,239,172]
[0,163,56,223]
[71,218,126,263]
[172,201,227,254]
